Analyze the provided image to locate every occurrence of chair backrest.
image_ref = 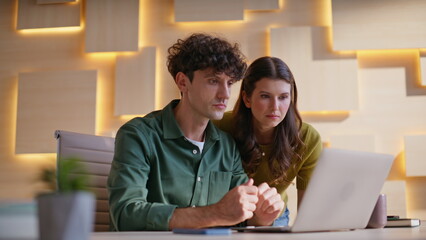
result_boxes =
[54,130,114,232]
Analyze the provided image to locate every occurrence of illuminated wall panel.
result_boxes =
[381,181,407,218]
[37,0,76,4]
[17,0,80,29]
[85,0,139,52]
[421,56,426,86]
[329,135,375,152]
[245,0,279,10]
[16,70,97,154]
[115,47,156,116]
[174,0,244,22]
[270,26,358,112]
[404,135,426,177]
[331,0,426,51]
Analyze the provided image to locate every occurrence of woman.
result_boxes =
[215,56,322,226]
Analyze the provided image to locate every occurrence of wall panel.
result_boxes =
[270,26,358,112]
[17,0,80,29]
[174,0,244,22]
[329,135,375,152]
[331,0,426,50]
[85,0,139,52]
[381,181,407,218]
[16,70,97,154]
[115,47,156,116]
[404,135,426,177]
[244,0,279,11]
[37,0,76,4]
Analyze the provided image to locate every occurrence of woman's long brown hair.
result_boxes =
[232,56,305,185]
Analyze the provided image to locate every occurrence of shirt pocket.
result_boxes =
[207,171,232,205]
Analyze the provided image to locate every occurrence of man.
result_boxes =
[107,33,284,231]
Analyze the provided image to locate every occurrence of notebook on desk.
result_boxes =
[232,148,394,233]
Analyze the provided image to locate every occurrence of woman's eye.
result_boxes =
[279,95,288,100]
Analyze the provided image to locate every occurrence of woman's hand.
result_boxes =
[247,182,285,226]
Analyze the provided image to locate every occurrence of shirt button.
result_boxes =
[192,205,196,208]
[197,177,201,182]
[193,149,197,154]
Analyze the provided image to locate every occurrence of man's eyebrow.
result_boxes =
[202,73,216,78]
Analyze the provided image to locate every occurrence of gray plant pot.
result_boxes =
[37,191,95,240]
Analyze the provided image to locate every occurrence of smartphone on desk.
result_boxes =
[173,228,231,235]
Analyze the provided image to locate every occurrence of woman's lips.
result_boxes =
[266,114,280,119]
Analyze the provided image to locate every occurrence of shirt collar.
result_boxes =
[162,99,219,141]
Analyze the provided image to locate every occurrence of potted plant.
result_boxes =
[37,157,95,240]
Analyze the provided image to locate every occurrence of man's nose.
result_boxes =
[218,83,230,99]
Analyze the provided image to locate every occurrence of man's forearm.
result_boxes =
[169,205,223,229]
[168,180,258,230]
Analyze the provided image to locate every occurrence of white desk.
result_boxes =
[92,225,425,240]
[1,201,423,240]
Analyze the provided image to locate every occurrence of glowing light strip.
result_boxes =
[18,26,82,34]
[15,153,56,164]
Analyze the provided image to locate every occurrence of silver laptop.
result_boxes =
[233,148,394,233]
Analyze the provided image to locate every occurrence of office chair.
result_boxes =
[55,130,114,231]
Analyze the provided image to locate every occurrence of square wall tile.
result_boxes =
[332,0,426,50]
[17,0,80,29]
[245,0,279,10]
[16,70,97,154]
[174,0,244,22]
[85,0,139,52]
[270,26,358,112]
[115,47,156,116]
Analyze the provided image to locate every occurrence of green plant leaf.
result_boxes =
[39,157,90,192]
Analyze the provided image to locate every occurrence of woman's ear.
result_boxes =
[175,72,188,93]
[242,91,251,108]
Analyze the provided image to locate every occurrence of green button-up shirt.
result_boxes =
[107,100,248,231]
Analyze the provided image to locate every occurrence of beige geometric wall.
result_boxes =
[404,135,426,177]
[1,0,426,222]
[17,0,80,30]
[115,47,156,116]
[270,26,358,112]
[37,0,76,4]
[245,0,279,10]
[85,0,139,52]
[331,0,426,51]
[174,0,244,22]
[329,135,375,152]
[16,70,97,154]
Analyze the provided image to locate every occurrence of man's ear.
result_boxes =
[175,72,188,93]
[242,91,251,108]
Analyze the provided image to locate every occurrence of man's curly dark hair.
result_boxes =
[167,33,247,82]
